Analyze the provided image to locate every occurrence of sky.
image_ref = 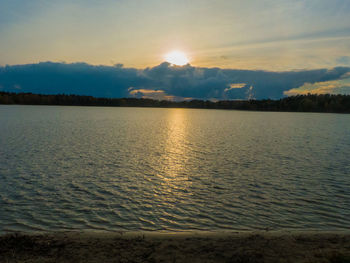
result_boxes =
[1,0,350,70]
[1,0,350,99]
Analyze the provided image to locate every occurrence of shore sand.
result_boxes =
[1,231,350,262]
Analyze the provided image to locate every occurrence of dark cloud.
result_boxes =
[1,62,349,100]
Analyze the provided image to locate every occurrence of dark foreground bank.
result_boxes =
[1,232,350,263]
[1,92,350,113]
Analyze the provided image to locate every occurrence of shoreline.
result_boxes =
[1,231,350,262]
[1,92,350,114]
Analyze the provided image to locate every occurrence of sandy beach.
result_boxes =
[1,231,350,263]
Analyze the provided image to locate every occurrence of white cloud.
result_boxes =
[129,88,191,101]
[224,83,246,92]
[284,78,350,96]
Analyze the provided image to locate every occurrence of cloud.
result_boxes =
[224,83,246,92]
[129,88,192,101]
[129,88,164,95]
[246,86,255,100]
[1,62,350,100]
[284,77,350,96]
[130,89,171,100]
[1,0,350,71]
[336,56,350,66]
[13,84,21,90]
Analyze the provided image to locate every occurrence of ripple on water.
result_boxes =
[0,106,350,232]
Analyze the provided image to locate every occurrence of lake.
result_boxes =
[0,105,349,233]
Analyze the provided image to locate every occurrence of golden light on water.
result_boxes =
[151,109,192,211]
[164,51,189,66]
[159,109,190,189]
[163,109,187,176]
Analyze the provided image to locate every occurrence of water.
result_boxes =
[0,105,349,233]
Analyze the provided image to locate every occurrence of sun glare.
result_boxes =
[164,50,189,66]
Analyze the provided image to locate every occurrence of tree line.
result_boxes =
[1,91,350,113]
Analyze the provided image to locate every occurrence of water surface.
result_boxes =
[0,105,349,232]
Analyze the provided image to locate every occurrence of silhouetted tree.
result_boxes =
[1,92,349,113]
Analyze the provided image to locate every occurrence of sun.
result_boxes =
[164,50,189,66]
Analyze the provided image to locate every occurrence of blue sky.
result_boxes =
[1,0,350,70]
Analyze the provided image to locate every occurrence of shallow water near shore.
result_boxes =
[0,105,349,233]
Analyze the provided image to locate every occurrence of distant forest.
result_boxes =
[1,92,350,113]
